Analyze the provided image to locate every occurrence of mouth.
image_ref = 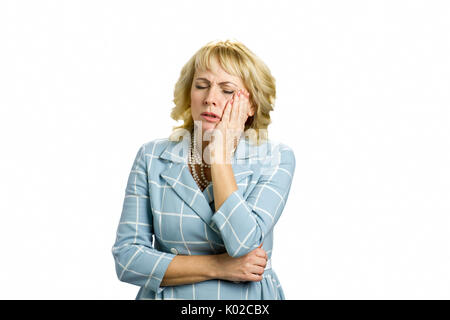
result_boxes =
[201,112,221,123]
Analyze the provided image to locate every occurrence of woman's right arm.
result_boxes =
[161,245,268,287]
[112,144,177,294]
[113,143,268,292]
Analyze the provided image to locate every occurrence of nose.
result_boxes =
[203,85,222,107]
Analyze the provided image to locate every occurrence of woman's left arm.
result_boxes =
[209,89,296,258]
[211,145,296,258]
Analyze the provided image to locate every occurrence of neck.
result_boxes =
[190,132,207,165]
[190,130,211,162]
[190,129,239,164]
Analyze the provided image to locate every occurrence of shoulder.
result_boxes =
[268,140,295,157]
[254,140,296,176]
[259,139,295,164]
[138,137,172,157]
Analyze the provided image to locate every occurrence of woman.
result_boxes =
[112,39,296,300]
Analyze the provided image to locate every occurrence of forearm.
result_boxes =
[211,163,238,212]
[160,254,220,287]
[162,250,268,286]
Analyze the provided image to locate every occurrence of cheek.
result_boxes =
[191,89,205,102]
[190,93,202,115]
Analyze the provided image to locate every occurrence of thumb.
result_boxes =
[258,243,268,260]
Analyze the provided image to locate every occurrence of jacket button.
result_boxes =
[170,248,178,255]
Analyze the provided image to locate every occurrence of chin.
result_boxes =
[202,122,216,133]
[192,118,216,136]
[198,120,216,132]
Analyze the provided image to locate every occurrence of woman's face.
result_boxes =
[190,58,255,134]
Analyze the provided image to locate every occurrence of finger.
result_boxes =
[247,273,263,282]
[250,265,265,275]
[254,248,266,258]
[239,89,248,109]
[260,246,267,260]
[254,257,268,268]
[239,90,248,118]
[240,91,251,124]
[237,91,247,124]
[221,98,233,123]
[230,90,240,122]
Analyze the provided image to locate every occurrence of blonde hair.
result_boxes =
[168,39,276,146]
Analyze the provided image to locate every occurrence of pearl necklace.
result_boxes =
[188,134,211,190]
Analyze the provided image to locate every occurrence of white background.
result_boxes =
[0,0,449,299]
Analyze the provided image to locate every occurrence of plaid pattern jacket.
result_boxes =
[112,135,296,299]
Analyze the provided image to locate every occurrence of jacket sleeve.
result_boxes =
[211,144,296,258]
[112,143,176,294]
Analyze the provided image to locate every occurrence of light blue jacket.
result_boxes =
[112,134,296,300]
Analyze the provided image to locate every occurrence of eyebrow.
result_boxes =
[195,77,237,87]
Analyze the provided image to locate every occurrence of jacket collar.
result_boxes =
[159,134,264,228]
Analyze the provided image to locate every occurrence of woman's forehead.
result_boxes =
[197,56,239,76]
[194,68,242,86]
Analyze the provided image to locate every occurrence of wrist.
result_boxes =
[210,146,234,164]
[208,253,225,280]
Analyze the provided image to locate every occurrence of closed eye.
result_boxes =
[195,85,234,95]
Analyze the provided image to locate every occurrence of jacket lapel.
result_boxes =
[159,135,259,226]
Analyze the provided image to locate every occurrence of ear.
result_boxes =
[248,103,256,117]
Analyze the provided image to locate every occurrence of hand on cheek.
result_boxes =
[210,89,252,163]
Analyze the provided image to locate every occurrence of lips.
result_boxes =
[201,112,220,123]
[202,112,220,119]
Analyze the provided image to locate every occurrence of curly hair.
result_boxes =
[168,39,276,146]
